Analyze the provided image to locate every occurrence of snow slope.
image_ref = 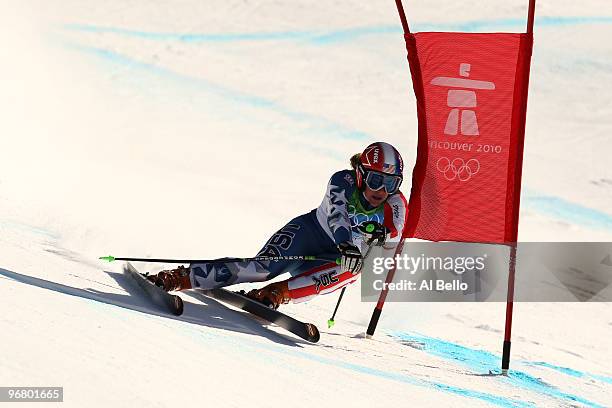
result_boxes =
[1,1,611,407]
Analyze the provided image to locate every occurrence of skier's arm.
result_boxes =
[382,192,409,249]
[324,171,356,245]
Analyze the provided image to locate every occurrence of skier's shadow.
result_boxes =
[109,270,309,347]
[0,267,307,347]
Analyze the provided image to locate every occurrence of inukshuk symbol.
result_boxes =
[431,63,495,136]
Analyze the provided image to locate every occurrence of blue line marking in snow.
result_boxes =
[62,23,401,44]
[307,26,401,44]
[592,374,612,384]
[527,362,584,378]
[527,361,612,384]
[63,16,612,45]
[419,16,612,33]
[62,23,315,42]
[522,190,612,231]
[307,16,612,43]
[393,332,607,408]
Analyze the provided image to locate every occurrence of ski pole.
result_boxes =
[327,239,376,329]
[327,287,346,328]
[99,254,340,265]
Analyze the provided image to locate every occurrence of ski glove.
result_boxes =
[337,241,363,275]
[358,221,389,246]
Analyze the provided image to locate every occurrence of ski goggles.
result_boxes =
[363,170,402,194]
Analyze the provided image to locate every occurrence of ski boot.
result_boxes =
[146,265,192,292]
[245,280,290,310]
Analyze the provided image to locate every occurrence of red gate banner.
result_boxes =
[403,32,533,243]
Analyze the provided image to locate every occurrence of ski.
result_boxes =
[202,288,320,343]
[122,263,318,341]
[123,262,184,316]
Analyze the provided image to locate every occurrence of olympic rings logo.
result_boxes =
[436,157,480,181]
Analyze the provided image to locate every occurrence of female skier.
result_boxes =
[147,141,409,309]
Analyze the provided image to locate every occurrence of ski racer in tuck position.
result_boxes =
[147,141,409,309]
